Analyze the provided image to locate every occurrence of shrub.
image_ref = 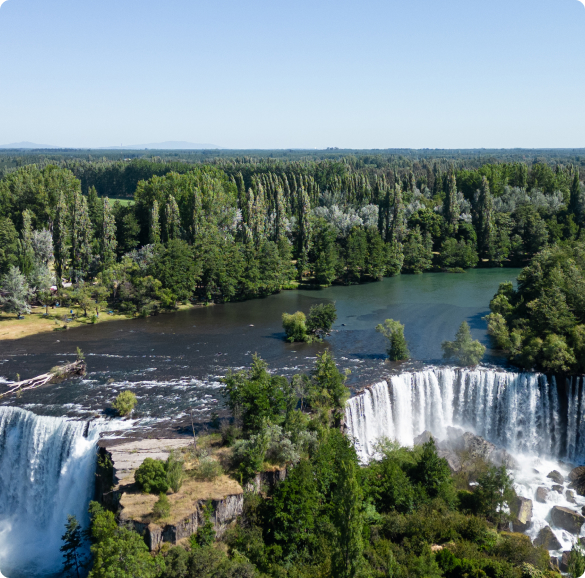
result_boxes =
[166,452,184,493]
[220,423,242,446]
[282,311,309,342]
[193,457,223,481]
[112,390,137,417]
[190,503,216,548]
[135,458,169,494]
[152,492,170,520]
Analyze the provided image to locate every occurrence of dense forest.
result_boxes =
[0,152,584,369]
[66,354,575,578]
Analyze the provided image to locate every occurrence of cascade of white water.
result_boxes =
[346,367,584,464]
[0,407,107,578]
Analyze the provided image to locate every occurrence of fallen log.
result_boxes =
[0,359,86,398]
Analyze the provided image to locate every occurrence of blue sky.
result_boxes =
[0,0,584,148]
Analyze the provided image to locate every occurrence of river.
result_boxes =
[0,268,520,427]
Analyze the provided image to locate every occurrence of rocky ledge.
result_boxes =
[96,436,245,551]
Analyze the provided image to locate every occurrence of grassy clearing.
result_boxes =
[0,302,197,342]
[111,198,134,206]
[119,434,242,526]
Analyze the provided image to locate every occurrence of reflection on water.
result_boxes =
[0,269,520,425]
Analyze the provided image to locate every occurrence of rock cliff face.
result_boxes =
[123,493,244,551]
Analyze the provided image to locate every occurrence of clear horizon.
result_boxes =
[0,0,584,149]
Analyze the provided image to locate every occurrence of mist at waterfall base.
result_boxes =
[0,407,121,578]
[346,367,585,552]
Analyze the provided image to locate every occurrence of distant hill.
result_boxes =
[0,141,59,149]
[103,141,223,150]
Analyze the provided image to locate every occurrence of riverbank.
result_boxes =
[0,302,203,342]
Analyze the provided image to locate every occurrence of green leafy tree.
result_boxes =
[376,319,409,361]
[135,458,169,494]
[331,459,365,578]
[53,192,70,283]
[439,238,479,269]
[312,219,339,285]
[474,465,515,527]
[282,311,309,342]
[164,195,182,241]
[112,390,137,417]
[166,451,185,493]
[0,217,19,275]
[70,191,93,282]
[402,226,432,274]
[366,226,387,279]
[191,503,216,548]
[150,199,161,244]
[150,239,198,303]
[345,226,367,284]
[474,176,494,260]
[442,321,486,366]
[443,171,460,233]
[310,350,350,414]
[60,514,86,578]
[0,266,31,316]
[88,527,163,578]
[306,302,337,338]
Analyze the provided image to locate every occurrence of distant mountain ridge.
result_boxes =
[0,141,60,149]
[0,141,223,150]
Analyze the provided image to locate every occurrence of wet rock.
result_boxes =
[547,470,564,485]
[560,551,571,572]
[413,431,434,445]
[582,506,585,516]
[549,556,560,571]
[552,484,564,494]
[550,506,585,534]
[533,468,540,474]
[568,466,585,496]
[512,497,533,532]
[536,487,549,503]
[566,489,577,504]
[534,525,562,550]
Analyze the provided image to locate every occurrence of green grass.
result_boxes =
[111,198,134,206]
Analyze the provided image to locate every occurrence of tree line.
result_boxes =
[0,157,583,319]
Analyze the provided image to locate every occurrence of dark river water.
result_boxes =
[0,269,520,431]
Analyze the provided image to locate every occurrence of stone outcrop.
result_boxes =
[512,497,533,532]
[550,506,585,535]
[566,490,576,504]
[414,428,516,473]
[534,526,562,550]
[547,470,564,485]
[552,484,564,494]
[122,493,244,551]
[568,466,585,496]
[536,487,549,503]
[245,467,288,493]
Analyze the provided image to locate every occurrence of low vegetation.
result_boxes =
[282,302,337,343]
[111,390,137,417]
[442,321,486,366]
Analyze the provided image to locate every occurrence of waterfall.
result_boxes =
[345,367,583,464]
[0,407,106,578]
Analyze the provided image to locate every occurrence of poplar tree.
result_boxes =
[150,199,161,244]
[570,168,581,217]
[71,191,93,282]
[164,195,181,241]
[101,197,117,270]
[87,185,103,232]
[443,171,460,232]
[19,209,35,278]
[388,180,405,243]
[296,185,312,281]
[475,176,494,260]
[53,192,70,283]
[274,185,286,241]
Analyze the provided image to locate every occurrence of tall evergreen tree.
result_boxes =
[53,192,70,283]
[60,515,85,578]
[331,459,365,578]
[296,185,312,281]
[149,199,161,244]
[87,185,103,232]
[388,180,405,243]
[164,195,182,241]
[101,197,117,271]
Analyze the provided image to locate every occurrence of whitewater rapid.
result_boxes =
[345,367,585,552]
[0,407,112,578]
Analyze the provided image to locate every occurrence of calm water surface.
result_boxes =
[0,269,520,428]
